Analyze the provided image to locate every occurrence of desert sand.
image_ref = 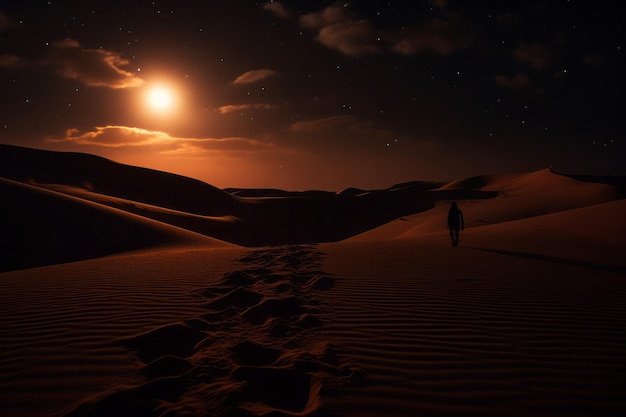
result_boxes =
[1,144,625,416]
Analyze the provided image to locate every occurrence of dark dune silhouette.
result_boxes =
[7,144,621,272]
[0,144,498,256]
[0,144,238,216]
[0,178,220,272]
[440,174,492,190]
[225,188,334,198]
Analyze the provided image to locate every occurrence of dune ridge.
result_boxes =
[1,144,499,256]
[0,144,237,216]
[353,168,621,243]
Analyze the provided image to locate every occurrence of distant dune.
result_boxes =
[0,144,238,216]
[1,144,625,417]
[1,144,499,265]
[1,144,623,271]
[354,168,622,241]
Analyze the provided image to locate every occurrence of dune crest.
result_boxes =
[354,168,622,242]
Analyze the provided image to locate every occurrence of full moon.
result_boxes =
[146,86,175,112]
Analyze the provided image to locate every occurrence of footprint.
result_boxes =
[140,356,192,380]
[123,323,208,364]
[233,366,316,414]
[243,296,307,325]
[220,270,254,287]
[229,340,281,366]
[198,306,239,323]
[205,287,264,311]
[306,275,335,290]
[64,376,187,417]
[294,313,323,329]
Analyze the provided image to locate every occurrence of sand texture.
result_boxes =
[1,144,625,416]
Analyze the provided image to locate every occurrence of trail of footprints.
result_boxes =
[66,245,359,417]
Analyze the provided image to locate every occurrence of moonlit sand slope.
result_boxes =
[318,202,626,416]
[1,145,625,416]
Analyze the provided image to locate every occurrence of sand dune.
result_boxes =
[0,144,238,216]
[1,144,496,248]
[1,144,625,416]
[0,177,228,272]
[353,168,621,241]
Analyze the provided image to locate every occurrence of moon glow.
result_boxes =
[146,86,175,112]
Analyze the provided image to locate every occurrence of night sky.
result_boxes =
[0,1,623,190]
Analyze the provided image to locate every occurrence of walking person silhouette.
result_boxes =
[447,202,464,246]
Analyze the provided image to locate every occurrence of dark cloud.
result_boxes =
[0,54,25,68]
[300,3,473,57]
[262,2,290,19]
[44,39,144,88]
[300,4,353,30]
[299,4,379,56]
[495,13,523,31]
[583,52,606,69]
[316,20,380,56]
[289,115,359,133]
[514,43,552,69]
[0,11,13,31]
[289,115,400,148]
[495,73,530,90]
[392,16,475,56]
[233,69,277,84]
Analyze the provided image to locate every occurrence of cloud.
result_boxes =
[289,115,398,146]
[218,103,279,114]
[495,73,530,89]
[233,69,277,85]
[317,20,380,56]
[300,3,353,30]
[46,126,278,155]
[289,115,360,133]
[0,11,14,31]
[45,39,144,88]
[514,43,552,69]
[162,137,277,155]
[494,13,522,31]
[0,54,25,68]
[300,3,472,57]
[48,126,169,147]
[300,4,379,56]
[391,17,474,56]
[262,2,290,19]
[287,115,434,158]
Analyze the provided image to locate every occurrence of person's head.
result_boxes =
[450,202,458,210]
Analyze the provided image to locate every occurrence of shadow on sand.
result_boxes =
[465,247,626,274]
